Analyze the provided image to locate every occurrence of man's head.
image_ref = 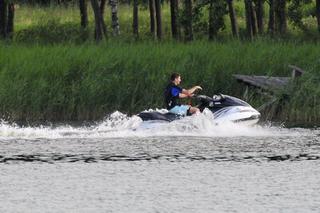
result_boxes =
[170,73,181,85]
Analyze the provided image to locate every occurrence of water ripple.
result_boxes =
[1,153,320,163]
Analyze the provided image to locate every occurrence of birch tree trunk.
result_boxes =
[109,0,119,36]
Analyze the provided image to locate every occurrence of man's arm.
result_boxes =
[182,86,202,96]
[171,87,190,99]
[178,93,190,98]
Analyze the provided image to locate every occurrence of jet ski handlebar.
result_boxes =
[194,94,225,102]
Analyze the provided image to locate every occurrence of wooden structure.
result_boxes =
[233,75,290,92]
[233,65,305,113]
[233,65,305,93]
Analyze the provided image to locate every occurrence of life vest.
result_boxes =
[164,82,182,110]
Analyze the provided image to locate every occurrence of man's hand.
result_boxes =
[182,85,203,98]
[194,86,202,91]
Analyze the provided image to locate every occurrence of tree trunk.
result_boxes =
[6,2,14,38]
[316,0,320,33]
[91,0,107,41]
[100,0,107,16]
[208,0,214,40]
[184,0,193,41]
[275,0,287,34]
[255,0,263,34]
[251,1,257,36]
[109,0,120,36]
[0,0,8,38]
[149,0,156,36]
[227,0,239,38]
[133,0,138,38]
[170,0,179,39]
[79,0,88,28]
[268,0,275,35]
[245,0,253,40]
[154,0,162,40]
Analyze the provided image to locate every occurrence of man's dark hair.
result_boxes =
[170,73,180,81]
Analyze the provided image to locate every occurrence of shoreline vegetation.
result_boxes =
[0,40,319,126]
[0,1,319,126]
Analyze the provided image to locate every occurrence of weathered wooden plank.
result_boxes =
[233,74,290,91]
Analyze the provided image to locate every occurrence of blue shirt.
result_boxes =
[164,83,182,110]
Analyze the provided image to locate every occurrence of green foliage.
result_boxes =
[208,0,227,36]
[4,2,320,43]
[288,0,305,29]
[191,1,209,33]
[179,0,228,38]
[288,0,314,31]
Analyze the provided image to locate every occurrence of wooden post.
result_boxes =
[289,65,305,79]
[243,85,249,101]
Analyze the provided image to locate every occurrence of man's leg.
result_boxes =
[189,106,200,114]
[170,105,189,116]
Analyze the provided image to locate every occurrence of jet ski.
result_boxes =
[138,94,261,125]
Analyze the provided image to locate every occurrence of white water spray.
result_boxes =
[0,110,315,139]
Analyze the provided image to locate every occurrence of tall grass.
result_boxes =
[0,40,319,125]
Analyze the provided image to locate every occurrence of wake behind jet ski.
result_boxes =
[138,94,261,125]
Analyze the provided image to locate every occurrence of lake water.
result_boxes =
[0,112,319,212]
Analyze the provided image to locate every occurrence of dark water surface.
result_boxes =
[0,113,319,212]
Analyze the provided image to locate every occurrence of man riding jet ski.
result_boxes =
[164,73,202,116]
[138,73,260,125]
